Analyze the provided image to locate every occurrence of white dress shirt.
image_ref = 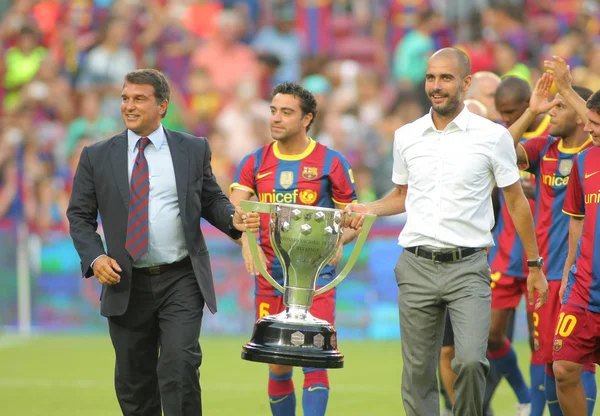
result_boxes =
[127,126,188,267]
[393,106,520,249]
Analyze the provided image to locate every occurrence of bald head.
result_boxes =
[464,99,488,118]
[468,72,501,98]
[466,71,501,121]
[430,48,471,79]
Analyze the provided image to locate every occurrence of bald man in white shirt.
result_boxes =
[345,48,548,416]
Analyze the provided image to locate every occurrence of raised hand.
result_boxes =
[529,73,561,115]
[543,55,573,94]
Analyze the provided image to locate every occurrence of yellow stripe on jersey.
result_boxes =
[562,209,585,217]
[230,183,255,195]
[522,115,550,139]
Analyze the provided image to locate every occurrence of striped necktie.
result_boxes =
[125,137,150,261]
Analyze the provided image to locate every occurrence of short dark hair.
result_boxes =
[124,69,170,118]
[572,85,593,102]
[495,76,531,104]
[19,26,38,38]
[586,90,600,115]
[271,81,318,132]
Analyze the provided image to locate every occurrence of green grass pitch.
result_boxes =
[0,335,598,415]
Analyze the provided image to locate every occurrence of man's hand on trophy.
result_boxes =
[242,240,268,276]
[343,203,370,232]
[233,206,260,232]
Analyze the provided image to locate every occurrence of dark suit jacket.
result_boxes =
[67,128,242,317]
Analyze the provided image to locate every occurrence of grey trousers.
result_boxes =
[395,249,491,416]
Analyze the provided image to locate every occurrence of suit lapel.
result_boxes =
[110,132,130,209]
[165,129,188,220]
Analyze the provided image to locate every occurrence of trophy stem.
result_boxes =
[284,287,315,313]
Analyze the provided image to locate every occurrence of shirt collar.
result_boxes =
[422,105,471,134]
[127,125,165,152]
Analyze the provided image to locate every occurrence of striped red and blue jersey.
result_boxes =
[488,119,549,278]
[297,0,333,56]
[562,146,600,312]
[521,136,593,280]
[231,138,357,295]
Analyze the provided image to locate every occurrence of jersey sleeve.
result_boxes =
[491,130,521,188]
[563,154,585,217]
[329,153,357,205]
[230,153,257,195]
[519,136,550,173]
[391,129,408,185]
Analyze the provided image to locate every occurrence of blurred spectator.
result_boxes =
[455,13,495,74]
[466,71,501,122]
[138,1,195,88]
[191,8,258,101]
[256,53,281,100]
[296,0,334,56]
[63,93,119,159]
[21,54,74,123]
[182,67,222,137]
[252,3,301,85]
[572,43,600,93]
[75,17,137,120]
[182,0,224,40]
[482,4,529,63]
[542,27,586,68]
[464,98,488,118]
[0,133,20,219]
[356,68,384,127]
[215,79,270,165]
[392,8,443,87]
[55,136,94,232]
[352,163,377,203]
[0,0,39,43]
[494,41,531,84]
[302,74,332,140]
[2,25,47,111]
[207,129,234,195]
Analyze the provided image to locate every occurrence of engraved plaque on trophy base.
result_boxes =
[241,311,343,368]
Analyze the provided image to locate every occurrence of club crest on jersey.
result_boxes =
[280,171,294,189]
[553,339,563,352]
[559,159,573,176]
[299,189,318,205]
[302,167,319,180]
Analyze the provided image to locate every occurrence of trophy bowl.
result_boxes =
[240,201,375,369]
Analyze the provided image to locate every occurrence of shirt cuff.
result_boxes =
[91,254,107,269]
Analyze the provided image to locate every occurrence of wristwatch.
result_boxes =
[229,214,235,230]
[527,257,544,268]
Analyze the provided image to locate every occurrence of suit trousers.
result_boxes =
[108,263,204,416]
[395,249,491,416]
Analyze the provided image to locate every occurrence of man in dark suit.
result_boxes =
[67,68,259,416]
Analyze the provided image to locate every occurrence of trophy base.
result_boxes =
[241,312,344,369]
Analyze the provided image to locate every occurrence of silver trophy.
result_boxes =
[240,200,375,368]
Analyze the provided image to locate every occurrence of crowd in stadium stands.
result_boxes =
[1,0,600,239]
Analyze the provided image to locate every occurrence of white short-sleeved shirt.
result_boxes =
[393,106,520,248]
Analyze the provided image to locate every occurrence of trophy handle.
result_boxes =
[314,213,376,295]
[239,200,285,293]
